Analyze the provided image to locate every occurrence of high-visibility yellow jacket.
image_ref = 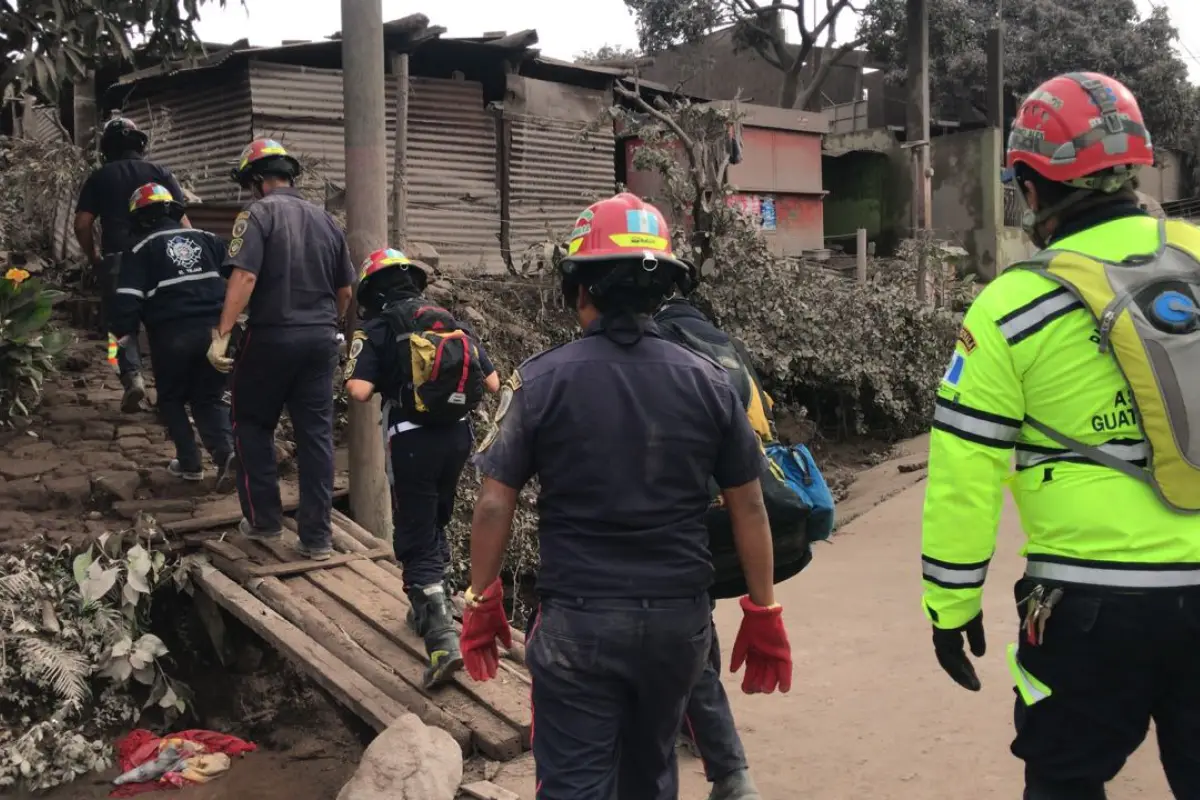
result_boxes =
[921,213,1200,629]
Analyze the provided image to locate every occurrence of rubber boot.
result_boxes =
[407,583,463,689]
[708,769,761,800]
[120,372,145,413]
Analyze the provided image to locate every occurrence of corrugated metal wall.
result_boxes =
[124,69,253,203]
[248,61,503,272]
[505,78,614,262]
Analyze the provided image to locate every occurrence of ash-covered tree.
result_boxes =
[858,0,1199,148]
[574,43,643,65]
[0,0,234,100]
[623,0,865,109]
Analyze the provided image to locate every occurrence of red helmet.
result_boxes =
[560,193,689,272]
[230,138,301,186]
[128,182,177,214]
[360,248,423,282]
[1006,72,1153,190]
[355,248,431,311]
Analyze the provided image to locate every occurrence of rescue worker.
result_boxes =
[208,138,355,561]
[344,248,500,688]
[75,117,191,413]
[110,183,234,486]
[921,72,1200,799]
[655,295,762,800]
[459,193,793,800]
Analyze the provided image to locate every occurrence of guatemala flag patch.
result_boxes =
[942,351,965,387]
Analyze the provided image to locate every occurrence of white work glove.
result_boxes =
[207,328,234,373]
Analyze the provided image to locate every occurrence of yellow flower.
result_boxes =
[4,268,30,285]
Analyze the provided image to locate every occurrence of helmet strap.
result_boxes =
[1019,184,1121,249]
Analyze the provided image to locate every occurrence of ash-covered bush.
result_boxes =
[696,212,959,439]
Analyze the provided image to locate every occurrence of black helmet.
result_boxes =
[100,117,148,160]
[230,138,302,187]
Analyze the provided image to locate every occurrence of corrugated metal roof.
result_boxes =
[507,112,615,259]
[123,69,253,203]
[248,62,502,272]
[27,106,66,142]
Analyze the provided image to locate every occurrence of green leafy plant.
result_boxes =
[0,535,195,791]
[0,267,68,425]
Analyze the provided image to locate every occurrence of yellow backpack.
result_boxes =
[1010,218,1200,512]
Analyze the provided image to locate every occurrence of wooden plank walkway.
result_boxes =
[187,510,531,761]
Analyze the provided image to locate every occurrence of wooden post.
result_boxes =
[341,0,393,539]
[389,51,410,251]
[906,0,931,303]
[855,228,868,284]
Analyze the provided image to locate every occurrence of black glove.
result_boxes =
[932,612,986,691]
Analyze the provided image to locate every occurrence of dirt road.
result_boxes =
[494,482,1171,799]
[693,485,1170,798]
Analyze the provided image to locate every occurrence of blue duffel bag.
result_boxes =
[765,442,836,543]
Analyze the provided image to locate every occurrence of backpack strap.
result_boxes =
[1024,416,1150,484]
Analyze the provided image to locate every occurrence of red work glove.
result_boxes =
[730,596,793,694]
[460,578,512,682]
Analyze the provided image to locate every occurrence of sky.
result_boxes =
[193,0,1200,82]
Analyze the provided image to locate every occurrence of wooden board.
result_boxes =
[288,578,523,761]
[236,535,523,760]
[246,547,393,577]
[191,564,404,732]
[307,567,533,745]
[164,487,348,534]
[326,514,529,668]
[460,781,521,800]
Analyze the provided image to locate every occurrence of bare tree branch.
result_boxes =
[614,80,699,157]
[797,36,863,109]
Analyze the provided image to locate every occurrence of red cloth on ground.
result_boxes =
[109,729,257,797]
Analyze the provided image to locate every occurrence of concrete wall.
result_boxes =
[1137,148,1185,204]
[821,128,911,255]
[998,227,1037,268]
[823,126,1008,277]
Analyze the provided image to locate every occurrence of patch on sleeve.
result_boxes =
[231,211,250,239]
[348,337,364,360]
[227,238,243,258]
[957,325,978,353]
[942,351,966,388]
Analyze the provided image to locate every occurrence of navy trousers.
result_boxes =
[230,326,337,547]
[527,594,711,800]
[148,321,232,472]
[1011,579,1200,799]
[683,608,749,782]
[98,254,140,375]
[388,421,472,588]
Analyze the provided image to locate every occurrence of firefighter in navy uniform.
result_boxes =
[207,138,356,561]
[922,72,1200,799]
[459,194,793,800]
[110,183,234,487]
[655,295,767,800]
[75,117,191,413]
[344,248,500,688]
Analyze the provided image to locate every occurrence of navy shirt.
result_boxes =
[347,300,496,429]
[75,155,185,256]
[110,223,227,337]
[222,188,356,329]
[475,318,763,599]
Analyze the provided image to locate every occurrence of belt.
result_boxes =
[1026,558,1200,589]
